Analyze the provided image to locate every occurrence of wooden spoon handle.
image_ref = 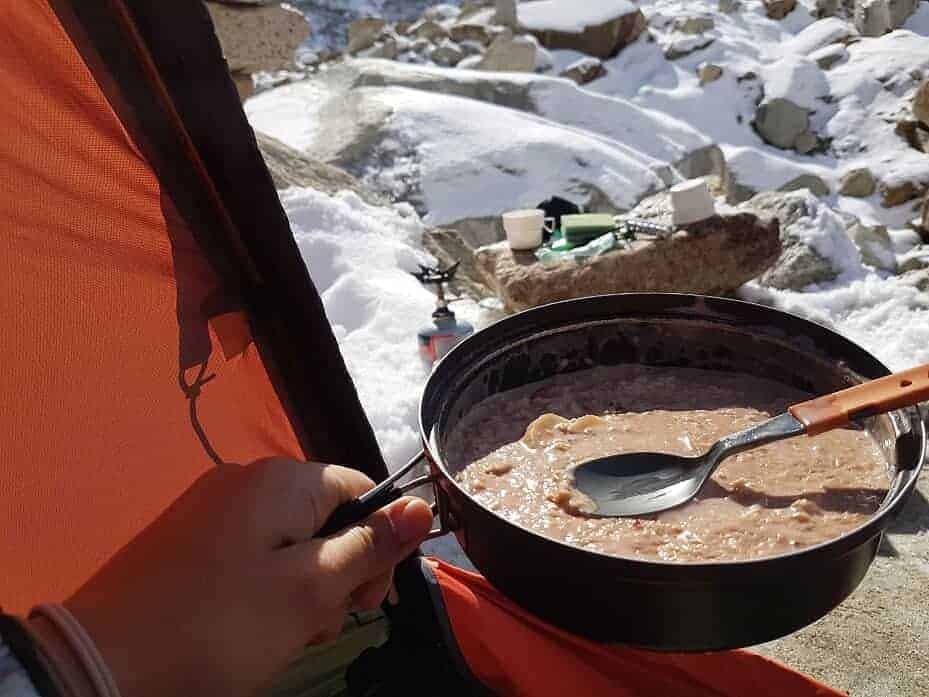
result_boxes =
[789,363,929,436]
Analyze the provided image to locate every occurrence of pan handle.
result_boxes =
[314,450,449,539]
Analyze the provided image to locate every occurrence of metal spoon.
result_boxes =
[572,362,929,518]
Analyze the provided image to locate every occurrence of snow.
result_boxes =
[281,186,481,466]
[781,18,855,57]
[760,55,829,110]
[518,0,638,34]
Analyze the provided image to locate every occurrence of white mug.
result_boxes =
[502,209,555,251]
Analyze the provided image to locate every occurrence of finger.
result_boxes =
[258,460,375,544]
[307,497,433,602]
[350,570,392,612]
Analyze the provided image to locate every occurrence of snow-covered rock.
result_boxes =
[698,62,724,85]
[854,0,919,37]
[430,38,466,66]
[517,0,648,59]
[755,56,829,150]
[809,43,849,69]
[559,56,606,84]
[479,33,537,71]
[782,18,856,55]
[846,219,897,270]
[914,79,929,126]
[346,17,388,54]
[743,190,863,289]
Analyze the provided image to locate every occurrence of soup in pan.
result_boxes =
[452,365,890,562]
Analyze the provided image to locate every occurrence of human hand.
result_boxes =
[62,458,433,697]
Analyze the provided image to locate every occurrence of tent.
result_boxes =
[0,2,844,695]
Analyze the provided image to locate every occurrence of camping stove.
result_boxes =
[413,262,474,365]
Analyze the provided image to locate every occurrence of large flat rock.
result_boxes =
[517,0,648,59]
[475,213,781,311]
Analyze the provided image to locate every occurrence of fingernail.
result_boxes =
[388,498,433,544]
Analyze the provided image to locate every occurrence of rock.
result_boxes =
[809,44,848,69]
[424,3,461,22]
[412,19,448,41]
[839,168,877,197]
[518,0,648,60]
[494,0,518,28]
[719,0,742,12]
[423,228,497,300]
[755,98,811,149]
[346,17,388,54]
[697,62,723,85]
[794,131,819,154]
[457,54,484,69]
[846,219,897,270]
[458,40,485,57]
[479,34,537,72]
[430,39,465,66]
[764,0,797,19]
[779,174,831,196]
[880,179,927,207]
[411,38,432,53]
[254,131,385,205]
[664,35,715,60]
[309,59,718,187]
[783,18,855,56]
[895,120,929,153]
[358,37,399,60]
[814,0,840,16]
[741,190,857,289]
[914,80,929,128]
[559,57,607,85]
[449,23,494,45]
[396,20,413,36]
[901,267,929,292]
[854,0,919,37]
[205,2,309,75]
[676,15,715,34]
[474,213,781,312]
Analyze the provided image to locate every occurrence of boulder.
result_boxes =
[896,119,929,153]
[783,18,855,56]
[741,190,861,289]
[430,39,465,66]
[559,57,607,84]
[358,37,399,60]
[474,213,781,311]
[839,167,877,197]
[479,34,537,72]
[346,17,388,54]
[794,131,819,154]
[764,0,797,19]
[879,179,927,207]
[755,98,811,149]
[814,0,840,17]
[205,1,309,98]
[664,35,716,60]
[676,15,716,33]
[494,0,518,28]
[914,80,929,128]
[449,23,495,45]
[697,62,724,85]
[719,0,742,12]
[780,174,830,196]
[517,0,648,59]
[809,44,848,69]
[854,0,919,36]
[254,131,385,205]
[846,219,897,271]
[412,19,449,41]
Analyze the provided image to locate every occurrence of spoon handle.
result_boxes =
[789,363,929,436]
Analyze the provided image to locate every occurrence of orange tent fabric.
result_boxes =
[0,0,307,613]
[431,560,845,697]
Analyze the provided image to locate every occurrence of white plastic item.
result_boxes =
[670,179,715,226]
[502,209,555,251]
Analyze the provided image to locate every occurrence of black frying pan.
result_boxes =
[319,293,926,651]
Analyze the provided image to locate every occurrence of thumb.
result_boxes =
[310,497,433,593]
